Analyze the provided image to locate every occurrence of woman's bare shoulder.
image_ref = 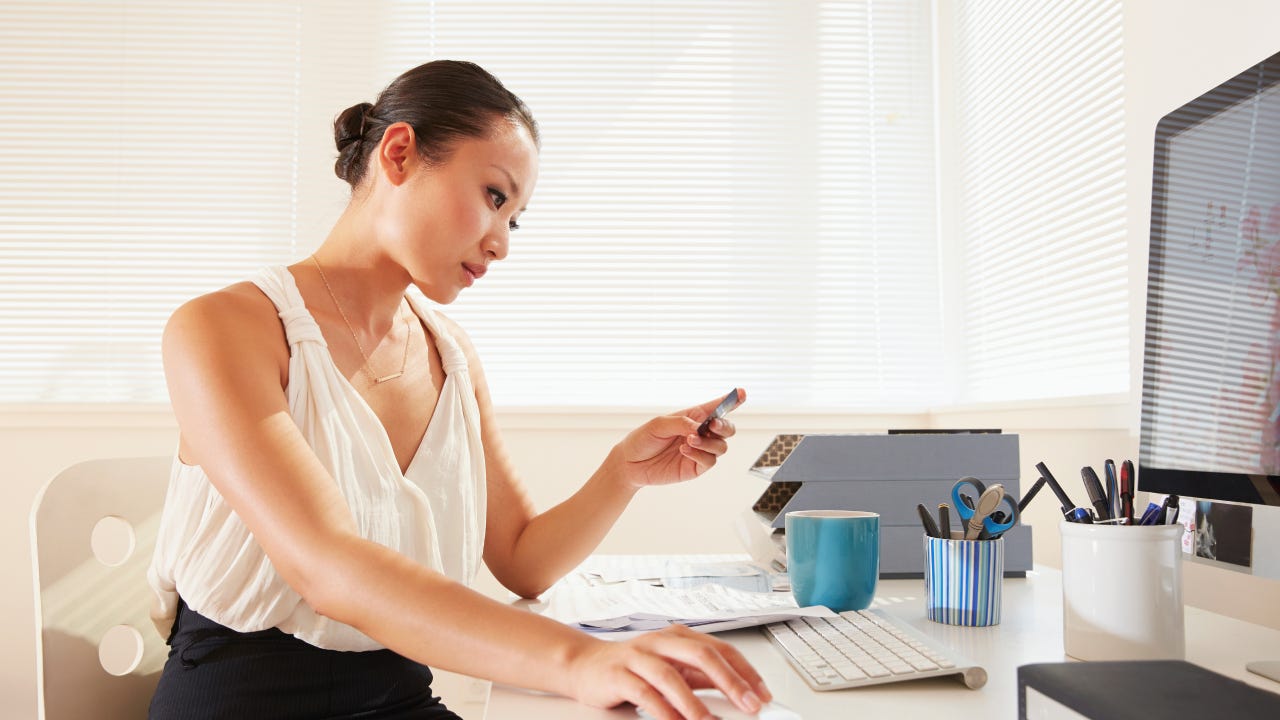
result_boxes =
[167,281,279,333]
[164,281,289,375]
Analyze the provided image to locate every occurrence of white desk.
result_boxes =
[480,565,1280,719]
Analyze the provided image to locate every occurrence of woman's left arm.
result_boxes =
[445,318,738,599]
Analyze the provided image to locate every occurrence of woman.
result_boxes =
[146,59,768,720]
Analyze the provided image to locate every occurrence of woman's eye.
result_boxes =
[488,188,507,209]
[508,219,521,231]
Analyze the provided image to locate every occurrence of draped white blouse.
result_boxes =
[148,265,487,651]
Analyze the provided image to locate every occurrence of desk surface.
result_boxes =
[480,565,1280,719]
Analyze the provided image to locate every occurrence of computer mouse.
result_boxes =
[634,688,801,719]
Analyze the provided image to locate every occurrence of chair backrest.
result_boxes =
[30,456,171,720]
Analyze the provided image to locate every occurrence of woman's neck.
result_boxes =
[304,213,411,336]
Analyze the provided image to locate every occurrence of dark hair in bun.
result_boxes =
[333,60,539,188]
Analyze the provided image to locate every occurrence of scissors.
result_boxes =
[951,477,1019,540]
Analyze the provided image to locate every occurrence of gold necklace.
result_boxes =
[310,255,410,384]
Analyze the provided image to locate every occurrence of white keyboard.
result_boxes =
[762,610,987,691]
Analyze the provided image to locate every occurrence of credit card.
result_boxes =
[697,388,742,437]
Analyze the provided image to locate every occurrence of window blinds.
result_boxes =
[387,0,942,409]
[0,0,303,403]
[1,1,939,409]
[951,0,1127,402]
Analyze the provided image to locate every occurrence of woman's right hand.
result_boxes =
[565,624,772,720]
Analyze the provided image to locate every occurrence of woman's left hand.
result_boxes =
[612,388,745,490]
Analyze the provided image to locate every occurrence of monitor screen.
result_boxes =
[1140,50,1280,506]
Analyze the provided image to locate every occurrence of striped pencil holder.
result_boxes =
[923,534,1004,627]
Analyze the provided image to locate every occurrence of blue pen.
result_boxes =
[1068,507,1094,524]
[1138,501,1162,525]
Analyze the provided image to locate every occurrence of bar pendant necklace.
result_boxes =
[311,256,410,384]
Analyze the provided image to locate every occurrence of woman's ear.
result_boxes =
[376,122,417,186]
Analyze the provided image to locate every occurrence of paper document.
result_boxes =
[578,553,763,584]
[533,576,833,639]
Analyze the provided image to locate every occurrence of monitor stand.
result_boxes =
[1247,661,1280,684]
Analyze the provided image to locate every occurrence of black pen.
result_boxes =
[937,504,951,540]
[918,503,941,538]
[1017,476,1047,513]
[1035,462,1077,517]
[1081,466,1111,520]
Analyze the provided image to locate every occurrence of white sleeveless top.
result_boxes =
[147,265,487,651]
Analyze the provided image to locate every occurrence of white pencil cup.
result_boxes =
[1060,521,1184,661]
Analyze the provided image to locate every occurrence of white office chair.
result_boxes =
[30,456,493,718]
[30,456,171,720]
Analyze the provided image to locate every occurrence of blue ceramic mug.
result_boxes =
[786,510,880,612]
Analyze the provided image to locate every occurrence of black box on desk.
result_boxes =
[746,432,1032,578]
[1018,661,1280,718]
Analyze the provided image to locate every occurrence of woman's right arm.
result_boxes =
[162,287,767,720]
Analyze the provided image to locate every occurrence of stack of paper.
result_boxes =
[578,553,773,592]
[530,554,831,639]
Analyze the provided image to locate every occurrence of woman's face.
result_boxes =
[381,118,539,305]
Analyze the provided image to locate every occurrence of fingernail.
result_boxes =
[741,690,762,712]
[755,682,773,702]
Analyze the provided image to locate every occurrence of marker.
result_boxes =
[1120,460,1135,524]
[918,503,941,538]
[937,504,951,540]
[1035,462,1077,518]
[1017,476,1047,513]
[1161,494,1181,525]
[1081,466,1111,521]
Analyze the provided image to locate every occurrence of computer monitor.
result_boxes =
[1138,49,1280,684]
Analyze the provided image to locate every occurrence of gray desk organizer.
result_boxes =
[749,432,1032,578]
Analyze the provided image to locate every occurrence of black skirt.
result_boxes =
[148,600,462,720]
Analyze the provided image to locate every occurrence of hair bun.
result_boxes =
[334,101,374,150]
[333,102,374,182]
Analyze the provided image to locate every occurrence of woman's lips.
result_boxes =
[462,262,487,285]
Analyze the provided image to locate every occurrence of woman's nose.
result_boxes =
[483,226,509,261]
